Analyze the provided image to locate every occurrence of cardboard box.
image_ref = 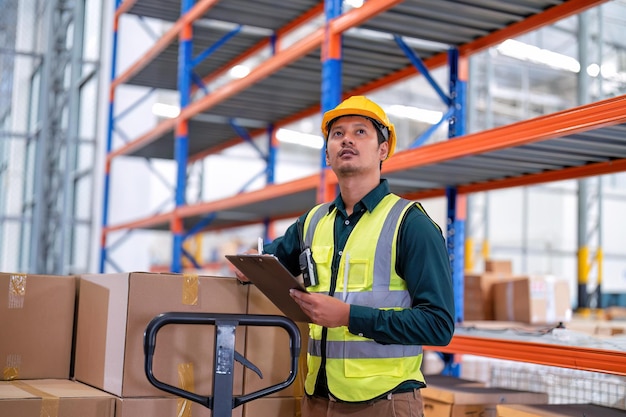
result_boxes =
[493,276,571,324]
[464,273,512,320]
[497,403,626,416]
[242,397,300,417]
[422,385,548,417]
[74,273,249,397]
[0,379,114,417]
[115,396,242,417]
[485,260,513,275]
[243,286,308,398]
[1,273,76,380]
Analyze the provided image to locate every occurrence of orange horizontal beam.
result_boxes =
[112,0,220,89]
[384,95,626,174]
[400,158,626,202]
[107,117,177,160]
[428,334,626,376]
[400,189,446,201]
[176,174,319,218]
[193,210,305,234]
[459,158,626,195]
[104,174,321,232]
[104,212,172,232]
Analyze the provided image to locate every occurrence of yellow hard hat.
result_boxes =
[321,96,396,159]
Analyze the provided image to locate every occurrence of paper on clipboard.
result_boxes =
[225,253,311,323]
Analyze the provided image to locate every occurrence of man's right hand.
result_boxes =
[231,248,258,283]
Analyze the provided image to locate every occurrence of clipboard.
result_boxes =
[225,254,311,323]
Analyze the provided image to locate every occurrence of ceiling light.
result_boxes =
[496,39,580,73]
[229,65,250,79]
[152,103,180,118]
[345,0,364,8]
[385,104,443,124]
[587,63,600,77]
[276,129,324,149]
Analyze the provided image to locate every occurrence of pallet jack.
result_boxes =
[144,312,301,417]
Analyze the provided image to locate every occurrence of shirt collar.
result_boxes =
[328,179,390,215]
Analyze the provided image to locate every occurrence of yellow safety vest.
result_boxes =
[302,194,424,402]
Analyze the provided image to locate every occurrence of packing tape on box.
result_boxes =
[8,274,27,309]
[11,380,60,417]
[177,362,194,417]
[505,281,514,321]
[182,273,199,305]
[3,353,20,380]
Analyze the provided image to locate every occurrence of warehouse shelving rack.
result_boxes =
[101,0,626,376]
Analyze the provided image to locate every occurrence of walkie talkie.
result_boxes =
[297,218,318,287]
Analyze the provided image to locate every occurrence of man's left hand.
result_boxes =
[289,289,350,328]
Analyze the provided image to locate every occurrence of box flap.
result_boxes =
[422,385,548,405]
[497,403,626,417]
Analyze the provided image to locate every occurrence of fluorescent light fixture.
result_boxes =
[587,63,600,77]
[276,128,324,149]
[346,0,364,7]
[229,64,250,79]
[152,103,180,118]
[385,104,443,124]
[496,39,580,73]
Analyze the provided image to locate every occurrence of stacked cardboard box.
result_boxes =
[1,270,310,416]
[71,272,309,417]
[1,273,76,381]
[73,272,250,416]
[0,379,115,417]
[0,273,116,416]
[497,403,626,416]
[464,259,513,320]
[493,275,571,324]
[422,384,549,417]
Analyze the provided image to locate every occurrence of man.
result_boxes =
[235,96,455,417]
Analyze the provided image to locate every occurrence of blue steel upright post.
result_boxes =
[171,0,194,273]
[100,0,122,272]
[444,48,467,376]
[319,0,343,203]
[447,48,467,323]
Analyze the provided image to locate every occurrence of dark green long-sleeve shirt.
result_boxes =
[263,179,455,395]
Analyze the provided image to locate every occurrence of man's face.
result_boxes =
[325,115,388,177]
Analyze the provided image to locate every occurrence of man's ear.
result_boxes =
[325,147,330,165]
[379,141,389,161]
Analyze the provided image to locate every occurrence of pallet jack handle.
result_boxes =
[144,312,301,416]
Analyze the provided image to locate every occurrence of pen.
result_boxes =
[343,252,349,301]
[258,237,263,254]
